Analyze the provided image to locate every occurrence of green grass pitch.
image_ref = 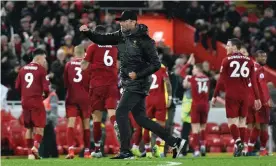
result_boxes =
[2,153,276,166]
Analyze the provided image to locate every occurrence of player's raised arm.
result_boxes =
[136,39,161,79]
[183,75,192,88]
[80,25,120,46]
[81,44,96,71]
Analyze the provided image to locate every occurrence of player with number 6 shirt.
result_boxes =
[80,25,119,158]
[212,38,262,157]
[15,48,50,159]
[63,45,91,159]
[183,63,210,157]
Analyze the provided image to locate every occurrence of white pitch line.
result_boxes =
[157,161,182,166]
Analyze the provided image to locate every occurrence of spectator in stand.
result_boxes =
[209,2,226,23]
[60,34,74,58]
[9,34,27,66]
[52,15,73,49]
[259,8,276,31]
[49,49,66,100]
[225,4,241,27]
[103,12,120,33]
[44,32,56,64]
[185,1,207,26]
[258,28,276,69]
[248,23,262,55]
[238,13,250,41]
[40,17,53,38]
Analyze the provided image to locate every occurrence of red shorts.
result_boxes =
[146,97,166,122]
[247,106,269,124]
[66,103,90,119]
[191,103,209,124]
[225,97,249,118]
[90,85,118,112]
[22,99,46,128]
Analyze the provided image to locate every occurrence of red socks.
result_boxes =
[239,127,246,143]
[248,127,260,152]
[230,124,240,141]
[93,122,102,151]
[83,129,90,149]
[200,130,206,146]
[132,127,142,146]
[260,130,268,148]
[26,138,34,148]
[67,127,75,147]
[191,133,199,151]
[110,115,116,126]
[143,129,150,145]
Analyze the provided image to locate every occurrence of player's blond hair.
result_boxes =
[74,45,85,57]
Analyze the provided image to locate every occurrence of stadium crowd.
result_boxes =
[1,0,276,158]
[1,1,276,100]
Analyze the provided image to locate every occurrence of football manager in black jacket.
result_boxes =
[80,10,185,159]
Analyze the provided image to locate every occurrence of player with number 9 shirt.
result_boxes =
[183,63,210,157]
[80,25,118,158]
[212,38,261,157]
[63,45,91,159]
[15,48,50,159]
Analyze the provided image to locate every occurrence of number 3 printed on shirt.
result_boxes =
[73,67,82,82]
[24,73,34,88]
[150,74,159,89]
[104,50,113,66]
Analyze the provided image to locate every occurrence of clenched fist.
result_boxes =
[79,25,89,32]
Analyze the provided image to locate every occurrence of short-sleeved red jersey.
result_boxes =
[255,63,270,104]
[148,64,169,97]
[214,53,260,100]
[15,62,50,102]
[189,75,210,104]
[64,58,90,104]
[84,44,118,88]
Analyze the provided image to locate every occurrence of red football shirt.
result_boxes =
[15,62,50,102]
[255,63,270,104]
[214,53,260,100]
[189,75,210,104]
[64,58,90,104]
[148,65,169,98]
[84,44,118,88]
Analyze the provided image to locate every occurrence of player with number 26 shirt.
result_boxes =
[212,38,261,157]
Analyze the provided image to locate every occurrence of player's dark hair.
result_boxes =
[229,38,242,50]
[95,25,106,33]
[194,63,203,71]
[32,48,46,57]
[255,50,266,56]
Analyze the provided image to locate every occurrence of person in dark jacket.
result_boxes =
[80,10,185,159]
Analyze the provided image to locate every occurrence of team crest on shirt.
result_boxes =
[46,75,50,81]
[260,73,264,79]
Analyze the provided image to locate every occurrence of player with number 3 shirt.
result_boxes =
[15,49,50,159]
[212,38,261,157]
[81,25,119,158]
[63,45,91,159]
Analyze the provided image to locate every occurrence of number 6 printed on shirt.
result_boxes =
[104,50,113,66]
